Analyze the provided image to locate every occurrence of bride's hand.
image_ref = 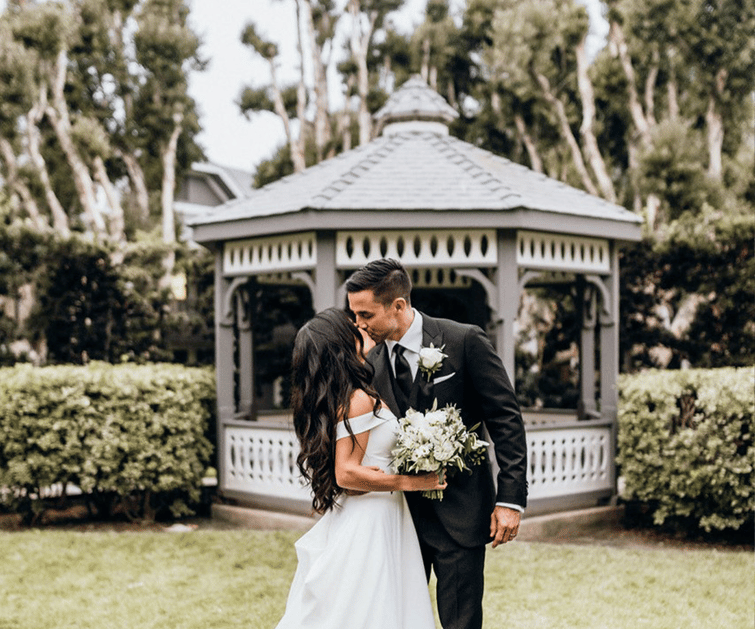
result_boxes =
[404,471,447,492]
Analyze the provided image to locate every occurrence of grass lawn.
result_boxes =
[0,529,751,629]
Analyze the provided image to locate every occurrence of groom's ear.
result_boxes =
[392,297,408,313]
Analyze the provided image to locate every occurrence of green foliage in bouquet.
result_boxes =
[617,367,754,533]
[392,400,488,500]
[0,362,215,523]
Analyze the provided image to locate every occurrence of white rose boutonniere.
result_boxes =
[417,343,448,381]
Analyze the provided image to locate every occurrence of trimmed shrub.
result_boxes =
[617,367,754,532]
[0,362,215,523]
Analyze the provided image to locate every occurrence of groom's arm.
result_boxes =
[463,325,528,508]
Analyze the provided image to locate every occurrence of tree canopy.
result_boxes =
[1,0,752,371]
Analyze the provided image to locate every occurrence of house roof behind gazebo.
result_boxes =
[191,78,641,243]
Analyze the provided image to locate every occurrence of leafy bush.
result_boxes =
[0,362,215,523]
[620,211,755,371]
[617,367,754,532]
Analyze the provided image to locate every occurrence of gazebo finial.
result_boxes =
[373,74,459,137]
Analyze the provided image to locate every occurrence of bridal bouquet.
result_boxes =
[392,400,489,500]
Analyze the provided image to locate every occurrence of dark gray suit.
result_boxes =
[368,313,527,629]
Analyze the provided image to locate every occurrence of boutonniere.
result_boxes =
[417,343,448,381]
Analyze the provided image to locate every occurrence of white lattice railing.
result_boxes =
[223,232,317,276]
[223,424,308,500]
[220,421,613,505]
[527,425,612,498]
[517,231,610,274]
[336,230,497,269]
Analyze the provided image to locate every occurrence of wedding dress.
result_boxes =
[275,407,436,629]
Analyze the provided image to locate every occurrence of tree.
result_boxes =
[346,0,403,144]
[133,0,203,280]
[478,0,615,200]
[0,0,204,248]
[240,21,307,173]
[409,0,463,107]
[302,0,336,159]
[603,0,755,226]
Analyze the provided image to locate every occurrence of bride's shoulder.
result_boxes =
[347,389,376,419]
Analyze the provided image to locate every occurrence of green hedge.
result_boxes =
[617,367,754,532]
[0,363,215,522]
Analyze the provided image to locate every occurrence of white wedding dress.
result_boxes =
[275,407,436,629]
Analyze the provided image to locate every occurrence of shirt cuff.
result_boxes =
[496,502,524,513]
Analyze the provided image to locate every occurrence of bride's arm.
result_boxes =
[334,390,445,493]
[334,432,444,493]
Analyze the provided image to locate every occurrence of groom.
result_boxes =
[346,258,528,629]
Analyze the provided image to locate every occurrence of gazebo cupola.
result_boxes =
[373,75,459,136]
[190,76,642,515]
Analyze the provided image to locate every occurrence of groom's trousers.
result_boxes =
[413,498,486,629]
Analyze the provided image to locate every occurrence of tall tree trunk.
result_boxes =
[161,113,182,246]
[25,92,69,235]
[294,0,308,167]
[269,59,305,172]
[0,138,48,231]
[666,48,679,120]
[158,112,182,287]
[446,80,457,110]
[532,69,599,197]
[705,68,727,181]
[340,74,356,151]
[513,112,543,173]
[644,45,660,127]
[575,37,616,202]
[626,140,643,214]
[609,20,651,144]
[349,0,377,146]
[302,0,332,161]
[421,37,430,83]
[94,155,125,242]
[119,150,150,224]
[46,50,107,238]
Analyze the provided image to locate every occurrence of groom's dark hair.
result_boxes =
[345,258,412,307]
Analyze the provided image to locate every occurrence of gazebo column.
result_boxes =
[496,230,519,384]
[214,255,236,422]
[236,283,254,418]
[579,279,598,419]
[314,231,338,312]
[599,246,620,420]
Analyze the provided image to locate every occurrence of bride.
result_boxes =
[274,308,445,629]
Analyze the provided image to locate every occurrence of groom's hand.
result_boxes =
[490,506,521,548]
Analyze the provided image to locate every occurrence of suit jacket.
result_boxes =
[368,313,528,548]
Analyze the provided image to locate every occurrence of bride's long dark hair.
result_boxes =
[291,308,380,514]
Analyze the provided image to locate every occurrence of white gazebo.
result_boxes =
[191,77,642,515]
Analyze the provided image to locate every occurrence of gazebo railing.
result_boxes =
[218,416,614,515]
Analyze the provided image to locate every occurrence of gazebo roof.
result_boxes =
[191,80,641,244]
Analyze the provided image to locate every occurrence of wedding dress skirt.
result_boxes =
[275,409,436,629]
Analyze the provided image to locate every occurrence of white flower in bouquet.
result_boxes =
[392,399,489,500]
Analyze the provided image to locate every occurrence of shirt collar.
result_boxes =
[386,309,423,355]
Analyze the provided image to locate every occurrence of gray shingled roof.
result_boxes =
[190,130,639,226]
[190,77,641,243]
